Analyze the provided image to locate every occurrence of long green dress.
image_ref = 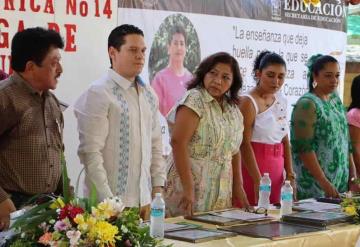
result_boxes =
[290,92,350,199]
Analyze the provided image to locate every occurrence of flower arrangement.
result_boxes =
[341,192,360,224]
[5,156,170,247]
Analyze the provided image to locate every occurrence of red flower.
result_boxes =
[59,204,84,222]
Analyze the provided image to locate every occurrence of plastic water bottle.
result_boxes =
[258,173,271,209]
[150,193,165,238]
[280,180,293,216]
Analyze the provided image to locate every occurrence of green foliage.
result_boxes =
[6,239,35,247]
[114,208,172,247]
[7,154,170,247]
[61,152,71,204]
[341,197,360,224]
[88,183,98,211]
[148,13,201,82]
[11,201,54,230]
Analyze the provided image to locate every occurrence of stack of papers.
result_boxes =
[293,200,341,212]
[211,209,271,221]
[219,221,324,240]
[164,222,200,232]
[165,228,236,243]
[282,211,351,227]
[186,209,274,226]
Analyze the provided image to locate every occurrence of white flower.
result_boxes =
[121,225,128,233]
[108,197,125,213]
[346,191,353,198]
[49,241,58,247]
[99,196,125,216]
[66,230,81,247]
[39,222,49,232]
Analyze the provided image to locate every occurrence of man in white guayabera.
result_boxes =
[74,24,166,220]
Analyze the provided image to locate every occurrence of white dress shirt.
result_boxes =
[74,69,166,206]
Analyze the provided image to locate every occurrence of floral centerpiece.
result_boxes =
[341,192,360,224]
[5,156,170,247]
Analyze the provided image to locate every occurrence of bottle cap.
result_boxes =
[155,192,162,197]
[264,173,269,176]
[285,180,291,184]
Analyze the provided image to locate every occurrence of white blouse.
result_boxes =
[243,92,288,144]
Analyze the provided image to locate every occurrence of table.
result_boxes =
[163,211,360,246]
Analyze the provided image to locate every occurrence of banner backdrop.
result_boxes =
[119,8,347,101]
[0,0,118,190]
[0,0,348,193]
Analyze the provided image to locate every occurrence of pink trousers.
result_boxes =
[241,142,284,206]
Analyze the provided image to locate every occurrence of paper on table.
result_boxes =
[293,201,341,211]
[0,229,16,246]
[164,228,236,243]
[211,209,269,221]
[164,222,200,232]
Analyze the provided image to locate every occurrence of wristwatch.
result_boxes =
[350,177,357,183]
[286,172,296,180]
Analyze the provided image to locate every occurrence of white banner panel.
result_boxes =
[118,7,347,119]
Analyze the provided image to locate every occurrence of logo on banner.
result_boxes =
[271,0,282,21]
[283,0,345,24]
[143,0,159,8]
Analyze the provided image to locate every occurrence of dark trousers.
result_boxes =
[6,191,34,209]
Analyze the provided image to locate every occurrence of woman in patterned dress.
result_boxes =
[347,75,360,177]
[164,52,249,216]
[239,51,296,206]
[291,54,358,199]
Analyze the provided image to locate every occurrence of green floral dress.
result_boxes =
[290,92,350,199]
[164,88,243,216]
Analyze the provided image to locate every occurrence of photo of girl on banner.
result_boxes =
[149,14,201,116]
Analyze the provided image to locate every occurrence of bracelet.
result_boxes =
[349,177,357,184]
[286,172,297,180]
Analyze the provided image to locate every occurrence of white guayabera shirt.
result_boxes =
[74,69,166,207]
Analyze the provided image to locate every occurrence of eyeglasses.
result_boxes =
[244,207,268,216]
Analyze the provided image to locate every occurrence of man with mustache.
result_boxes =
[74,24,166,220]
[0,27,64,230]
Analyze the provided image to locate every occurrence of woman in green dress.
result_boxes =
[290,54,358,199]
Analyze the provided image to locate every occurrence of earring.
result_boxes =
[312,81,318,88]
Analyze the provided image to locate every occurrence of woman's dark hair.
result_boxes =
[306,54,338,92]
[252,50,286,82]
[187,52,242,104]
[348,75,360,111]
